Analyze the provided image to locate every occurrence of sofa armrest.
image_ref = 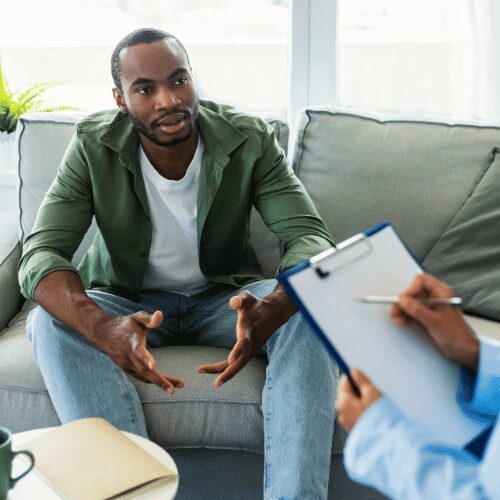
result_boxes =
[0,215,23,333]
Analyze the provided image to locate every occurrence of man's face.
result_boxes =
[113,39,199,147]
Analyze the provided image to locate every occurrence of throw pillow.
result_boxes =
[423,148,500,320]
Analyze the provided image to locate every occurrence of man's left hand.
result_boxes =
[198,284,296,387]
[335,369,383,432]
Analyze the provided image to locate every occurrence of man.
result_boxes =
[19,28,338,498]
[336,273,499,499]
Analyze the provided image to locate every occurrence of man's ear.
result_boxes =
[112,87,127,113]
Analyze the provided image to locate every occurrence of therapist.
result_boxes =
[335,273,499,499]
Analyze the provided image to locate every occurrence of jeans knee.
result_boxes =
[27,306,66,354]
[267,312,312,355]
[27,306,47,338]
[271,312,339,376]
[278,311,313,343]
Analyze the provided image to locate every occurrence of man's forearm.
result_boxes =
[33,270,111,344]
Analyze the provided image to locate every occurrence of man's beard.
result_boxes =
[128,99,200,147]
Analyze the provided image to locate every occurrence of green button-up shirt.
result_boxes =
[19,101,334,302]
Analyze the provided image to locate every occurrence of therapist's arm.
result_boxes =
[393,273,499,415]
[336,371,496,500]
[335,272,498,499]
[390,273,479,370]
[339,380,493,500]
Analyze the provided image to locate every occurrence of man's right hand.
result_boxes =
[33,271,184,393]
[390,273,479,371]
[91,309,185,393]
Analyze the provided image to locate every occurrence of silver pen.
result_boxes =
[358,295,462,306]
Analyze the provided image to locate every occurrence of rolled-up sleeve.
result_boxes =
[252,127,334,273]
[18,133,94,300]
[345,338,500,499]
[457,336,500,418]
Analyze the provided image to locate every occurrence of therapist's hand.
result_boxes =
[390,273,479,370]
[335,369,383,432]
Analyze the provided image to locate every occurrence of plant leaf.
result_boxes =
[0,63,79,133]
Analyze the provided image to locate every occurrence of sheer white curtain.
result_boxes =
[468,0,500,121]
[337,0,500,122]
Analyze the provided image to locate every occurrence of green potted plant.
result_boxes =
[0,61,76,170]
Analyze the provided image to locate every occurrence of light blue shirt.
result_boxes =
[344,337,500,499]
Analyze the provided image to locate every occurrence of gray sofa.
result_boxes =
[2,107,500,499]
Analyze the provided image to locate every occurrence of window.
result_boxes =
[1,0,289,114]
[337,0,478,119]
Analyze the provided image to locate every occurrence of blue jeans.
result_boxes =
[27,279,338,499]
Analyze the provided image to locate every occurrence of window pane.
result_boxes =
[1,0,289,114]
[337,0,474,118]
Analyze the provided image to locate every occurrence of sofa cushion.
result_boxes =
[16,111,287,278]
[16,112,91,266]
[135,347,267,452]
[0,302,347,455]
[293,108,500,260]
[423,150,500,320]
[0,213,21,332]
[0,302,266,450]
[0,302,60,430]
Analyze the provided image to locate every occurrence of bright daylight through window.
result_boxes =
[337,0,497,121]
[0,0,289,114]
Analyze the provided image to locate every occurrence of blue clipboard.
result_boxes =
[278,221,489,448]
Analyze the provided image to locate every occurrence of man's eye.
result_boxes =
[137,87,153,94]
[174,76,188,86]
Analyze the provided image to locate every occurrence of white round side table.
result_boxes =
[8,428,178,499]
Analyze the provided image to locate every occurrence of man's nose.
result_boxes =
[155,87,181,110]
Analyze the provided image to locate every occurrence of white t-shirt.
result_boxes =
[140,138,211,295]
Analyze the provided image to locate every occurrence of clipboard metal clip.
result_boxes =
[310,233,373,278]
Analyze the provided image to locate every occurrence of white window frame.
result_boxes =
[288,0,338,137]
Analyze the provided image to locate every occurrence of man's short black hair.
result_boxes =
[111,28,190,89]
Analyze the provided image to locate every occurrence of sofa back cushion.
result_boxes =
[17,113,91,266]
[292,108,500,261]
[17,111,288,277]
